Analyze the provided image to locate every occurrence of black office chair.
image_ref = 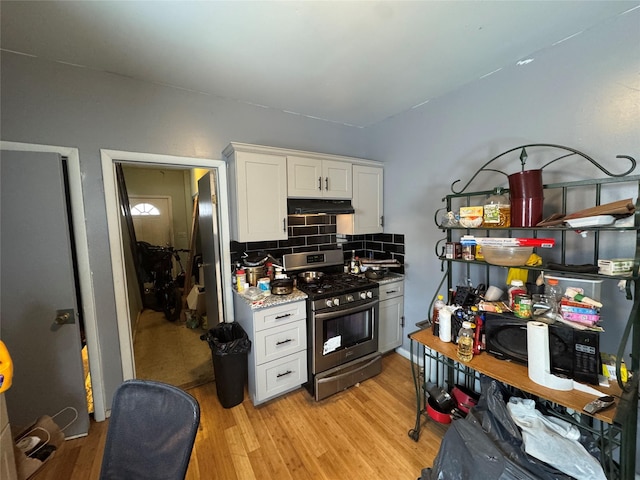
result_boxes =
[99,379,200,480]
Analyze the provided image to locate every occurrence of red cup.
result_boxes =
[508,170,543,199]
[511,197,544,227]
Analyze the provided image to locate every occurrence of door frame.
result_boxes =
[0,141,105,422]
[101,149,233,384]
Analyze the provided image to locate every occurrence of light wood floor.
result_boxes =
[133,309,214,389]
[34,353,447,479]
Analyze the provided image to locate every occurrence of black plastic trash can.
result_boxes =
[200,322,251,408]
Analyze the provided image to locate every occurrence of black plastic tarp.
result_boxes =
[420,377,599,480]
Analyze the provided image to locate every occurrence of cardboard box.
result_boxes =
[187,285,206,316]
[597,258,634,276]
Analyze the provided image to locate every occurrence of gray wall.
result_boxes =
[1,6,639,465]
[363,10,640,471]
[0,52,368,409]
[365,8,640,356]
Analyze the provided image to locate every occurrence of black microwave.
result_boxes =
[484,314,600,385]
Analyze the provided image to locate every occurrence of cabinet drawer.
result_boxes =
[379,281,404,301]
[256,350,307,402]
[253,301,306,331]
[255,319,306,365]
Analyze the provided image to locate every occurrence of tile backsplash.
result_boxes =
[230,214,404,272]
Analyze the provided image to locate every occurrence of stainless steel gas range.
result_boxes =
[282,250,382,401]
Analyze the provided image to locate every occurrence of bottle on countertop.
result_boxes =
[432,294,445,336]
[507,279,526,309]
[236,267,246,292]
[266,262,275,281]
[456,321,475,362]
[349,250,360,274]
[483,187,511,228]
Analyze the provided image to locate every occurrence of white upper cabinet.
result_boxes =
[287,156,352,199]
[224,144,288,242]
[338,164,384,234]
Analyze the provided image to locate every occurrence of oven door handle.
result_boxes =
[316,355,381,385]
[314,299,379,321]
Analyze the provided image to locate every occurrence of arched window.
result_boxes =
[130,202,160,216]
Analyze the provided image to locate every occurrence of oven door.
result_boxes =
[312,299,379,374]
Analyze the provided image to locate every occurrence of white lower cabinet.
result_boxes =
[378,279,404,354]
[233,297,308,405]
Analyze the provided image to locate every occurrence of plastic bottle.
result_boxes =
[456,321,475,362]
[545,277,562,304]
[439,306,453,343]
[236,268,246,292]
[471,306,484,355]
[507,279,526,309]
[432,294,445,336]
[483,187,511,228]
[457,321,475,362]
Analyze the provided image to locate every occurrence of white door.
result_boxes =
[129,195,174,247]
[0,150,89,437]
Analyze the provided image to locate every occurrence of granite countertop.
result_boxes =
[374,272,405,285]
[233,288,307,310]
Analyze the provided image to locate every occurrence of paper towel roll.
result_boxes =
[527,321,573,390]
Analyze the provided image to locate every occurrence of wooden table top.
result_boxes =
[410,328,622,424]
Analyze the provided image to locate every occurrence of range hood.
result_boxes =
[287,199,355,215]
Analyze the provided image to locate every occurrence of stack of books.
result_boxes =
[560,298,600,326]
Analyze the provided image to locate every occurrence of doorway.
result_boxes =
[101,149,234,386]
[122,166,210,388]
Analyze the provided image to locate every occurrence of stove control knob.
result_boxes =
[325,299,333,308]
[346,294,354,303]
[333,297,340,306]
[366,291,373,299]
[360,292,367,300]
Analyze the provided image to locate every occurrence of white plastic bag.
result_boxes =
[507,397,606,480]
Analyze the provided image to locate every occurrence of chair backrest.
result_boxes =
[99,379,200,480]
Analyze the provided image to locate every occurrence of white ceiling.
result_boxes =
[2,1,638,128]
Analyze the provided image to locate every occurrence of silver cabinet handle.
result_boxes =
[275,313,293,320]
[283,218,286,232]
[318,177,322,190]
[277,370,293,378]
[325,177,329,191]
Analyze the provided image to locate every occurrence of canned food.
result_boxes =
[514,294,532,318]
[445,242,462,259]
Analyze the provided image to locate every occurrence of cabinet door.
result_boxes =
[322,160,352,199]
[287,156,323,197]
[378,294,403,353]
[287,156,352,199]
[352,165,384,234]
[233,151,287,242]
